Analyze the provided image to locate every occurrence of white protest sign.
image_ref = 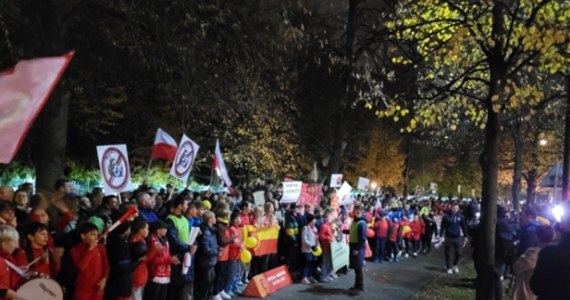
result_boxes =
[337,181,353,205]
[97,144,132,193]
[357,177,370,190]
[170,134,200,183]
[331,240,350,272]
[253,190,265,207]
[330,174,343,188]
[281,181,303,203]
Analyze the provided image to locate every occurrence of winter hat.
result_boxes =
[87,216,105,234]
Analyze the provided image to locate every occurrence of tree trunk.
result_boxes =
[27,0,68,192]
[32,88,70,191]
[328,0,358,175]
[526,170,537,205]
[476,98,500,300]
[511,119,522,210]
[562,75,570,202]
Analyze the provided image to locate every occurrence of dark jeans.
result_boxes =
[354,267,364,289]
[374,238,385,261]
[194,266,215,300]
[421,232,433,253]
[145,282,168,300]
[444,238,462,269]
[402,238,410,254]
[214,260,230,294]
[387,240,398,258]
[166,284,184,300]
[286,243,301,277]
[412,239,420,253]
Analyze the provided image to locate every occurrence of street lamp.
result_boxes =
[539,139,548,146]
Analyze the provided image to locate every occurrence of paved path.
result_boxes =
[235,247,470,300]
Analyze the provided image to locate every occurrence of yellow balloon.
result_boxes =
[245,236,258,249]
[240,249,252,263]
[312,246,322,257]
[402,225,411,235]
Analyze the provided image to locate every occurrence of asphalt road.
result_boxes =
[235,247,469,300]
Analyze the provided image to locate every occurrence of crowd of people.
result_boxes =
[0,180,567,300]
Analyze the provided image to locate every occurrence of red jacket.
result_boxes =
[318,221,334,250]
[374,218,390,238]
[0,251,18,291]
[129,235,148,288]
[15,247,52,278]
[146,235,171,283]
[71,243,109,300]
[388,222,400,242]
[240,212,254,227]
[409,221,421,241]
[228,225,242,260]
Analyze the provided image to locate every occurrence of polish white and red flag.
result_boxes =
[213,139,232,187]
[0,52,74,164]
[150,128,178,161]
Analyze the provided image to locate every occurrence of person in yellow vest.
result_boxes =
[344,205,367,295]
[165,195,196,300]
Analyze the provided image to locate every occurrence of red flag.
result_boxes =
[151,128,178,160]
[213,139,232,187]
[0,52,74,164]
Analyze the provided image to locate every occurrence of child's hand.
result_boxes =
[170,256,181,265]
[97,278,107,290]
[5,289,17,299]
[189,245,197,255]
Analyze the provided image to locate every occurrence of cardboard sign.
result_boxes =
[357,177,370,190]
[330,173,343,188]
[253,191,265,208]
[281,181,302,203]
[331,240,350,272]
[243,265,292,298]
[337,181,353,206]
[97,144,132,193]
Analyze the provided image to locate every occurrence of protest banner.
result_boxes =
[299,183,322,207]
[253,190,265,207]
[249,226,279,256]
[357,177,370,190]
[97,144,132,193]
[331,240,350,272]
[169,134,199,183]
[330,174,343,188]
[337,181,353,206]
[281,181,302,203]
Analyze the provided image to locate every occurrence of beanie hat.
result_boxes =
[87,216,105,234]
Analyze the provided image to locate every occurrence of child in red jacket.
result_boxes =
[71,222,110,300]
[226,212,243,296]
[387,218,401,263]
[144,220,179,300]
[373,213,390,263]
[410,215,422,257]
[399,216,411,258]
[0,225,20,299]
[130,218,149,300]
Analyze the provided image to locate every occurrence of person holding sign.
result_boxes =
[344,205,367,294]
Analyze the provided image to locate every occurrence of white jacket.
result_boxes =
[301,225,319,253]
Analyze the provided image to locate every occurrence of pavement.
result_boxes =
[235,247,470,300]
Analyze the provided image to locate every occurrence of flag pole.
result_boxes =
[144,159,153,186]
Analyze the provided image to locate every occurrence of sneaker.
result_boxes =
[220,291,232,299]
[319,277,331,283]
[447,268,453,274]
[404,253,409,258]
[330,273,338,279]
[397,250,402,257]
[412,252,418,258]
[453,266,459,274]
[302,277,312,284]
[309,277,318,283]
[212,295,223,300]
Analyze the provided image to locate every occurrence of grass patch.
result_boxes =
[411,262,477,300]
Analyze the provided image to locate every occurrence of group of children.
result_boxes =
[0,180,451,300]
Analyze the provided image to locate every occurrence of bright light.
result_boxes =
[370,182,378,190]
[552,205,564,222]
[539,139,548,146]
[475,212,481,219]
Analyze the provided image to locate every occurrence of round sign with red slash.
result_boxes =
[174,140,196,177]
[101,147,130,191]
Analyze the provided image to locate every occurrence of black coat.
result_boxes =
[104,233,141,299]
[530,232,570,300]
